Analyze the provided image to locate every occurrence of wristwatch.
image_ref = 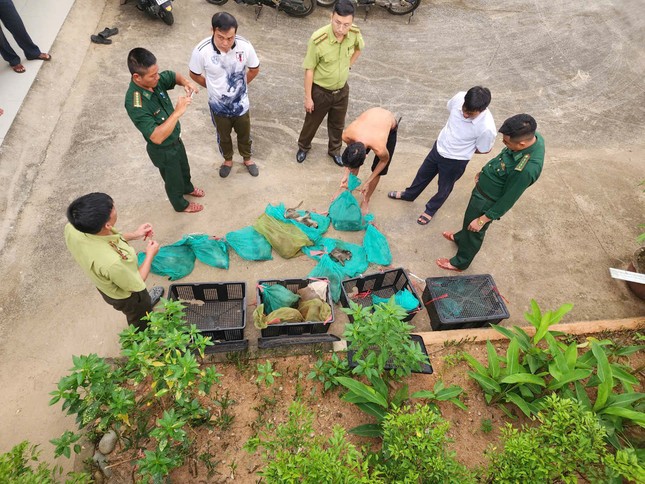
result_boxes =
[477,217,485,227]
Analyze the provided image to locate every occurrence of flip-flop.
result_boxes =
[183,202,203,213]
[11,64,25,73]
[244,163,259,177]
[417,213,432,225]
[436,258,463,272]
[219,164,232,178]
[387,191,410,201]
[188,188,205,197]
[27,53,51,61]
[90,35,111,45]
[98,27,119,38]
[442,231,456,243]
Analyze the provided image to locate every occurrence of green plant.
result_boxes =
[483,394,617,483]
[197,446,221,479]
[603,448,645,483]
[49,299,222,480]
[244,401,375,483]
[480,418,493,434]
[255,360,281,387]
[307,353,351,392]
[442,350,467,368]
[50,430,82,459]
[0,441,92,483]
[376,405,474,483]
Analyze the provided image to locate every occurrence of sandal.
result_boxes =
[219,163,232,178]
[416,213,432,225]
[90,35,111,45]
[244,162,259,177]
[182,202,203,213]
[387,191,410,201]
[188,188,205,197]
[98,27,119,38]
[436,258,463,272]
[442,231,456,243]
[11,64,26,73]
[27,53,51,61]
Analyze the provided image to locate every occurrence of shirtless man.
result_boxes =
[340,107,398,214]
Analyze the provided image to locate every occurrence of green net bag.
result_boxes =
[328,174,367,231]
[302,237,368,278]
[363,224,392,266]
[138,238,195,281]
[254,213,313,259]
[253,304,304,329]
[184,234,229,269]
[225,226,273,261]
[264,203,330,243]
[372,289,419,312]
[308,254,346,302]
[298,298,332,322]
[260,283,300,313]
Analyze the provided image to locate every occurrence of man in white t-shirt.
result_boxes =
[189,12,260,178]
[388,87,496,225]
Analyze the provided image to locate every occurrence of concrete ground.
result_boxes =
[0,0,643,467]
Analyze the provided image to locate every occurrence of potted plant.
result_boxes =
[625,182,645,299]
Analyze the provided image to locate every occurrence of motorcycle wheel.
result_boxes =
[283,0,315,17]
[205,0,229,4]
[315,0,335,7]
[386,0,420,15]
[160,9,174,25]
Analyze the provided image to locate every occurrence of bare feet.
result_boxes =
[12,64,25,73]
[182,202,203,213]
[442,231,456,243]
[436,258,463,272]
[188,188,205,197]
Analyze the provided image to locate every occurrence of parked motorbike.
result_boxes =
[316,0,419,17]
[126,0,175,25]
[206,0,315,18]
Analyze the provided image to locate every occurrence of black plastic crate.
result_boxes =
[169,282,246,341]
[423,274,509,331]
[257,278,335,337]
[340,268,421,323]
[347,334,433,374]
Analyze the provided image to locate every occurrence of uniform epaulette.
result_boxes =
[133,91,142,108]
[349,24,360,34]
[515,153,530,171]
[313,32,328,44]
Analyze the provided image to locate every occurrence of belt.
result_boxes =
[150,137,182,148]
[475,183,495,201]
[314,83,345,95]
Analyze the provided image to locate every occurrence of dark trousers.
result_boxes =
[297,83,349,156]
[99,288,152,332]
[147,139,194,212]
[449,188,494,270]
[0,0,41,66]
[368,124,398,176]
[210,110,252,161]
[402,142,470,216]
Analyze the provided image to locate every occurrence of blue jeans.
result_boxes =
[0,0,41,66]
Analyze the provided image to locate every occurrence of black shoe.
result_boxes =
[330,154,343,167]
[149,286,164,307]
[90,34,112,45]
[296,149,307,163]
[98,27,119,38]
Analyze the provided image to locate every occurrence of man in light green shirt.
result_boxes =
[65,193,163,330]
[296,0,364,166]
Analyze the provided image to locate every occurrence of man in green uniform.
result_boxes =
[437,114,544,271]
[296,0,364,166]
[65,192,163,331]
[125,47,204,213]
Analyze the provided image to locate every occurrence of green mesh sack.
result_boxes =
[329,174,366,231]
[254,213,313,259]
[260,283,300,313]
[264,203,330,243]
[363,224,392,266]
[184,234,229,269]
[302,238,368,278]
[254,304,304,329]
[298,298,332,322]
[308,254,346,302]
[225,226,273,261]
[138,238,195,281]
[372,289,419,312]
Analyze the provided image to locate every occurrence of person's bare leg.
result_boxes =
[360,175,381,215]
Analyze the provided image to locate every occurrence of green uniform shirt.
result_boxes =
[303,24,364,91]
[125,70,180,147]
[64,224,146,300]
[478,133,545,220]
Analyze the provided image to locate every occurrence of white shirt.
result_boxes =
[189,35,260,117]
[435,92,497,160]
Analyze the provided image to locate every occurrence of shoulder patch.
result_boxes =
[313,32,328,45]
[133,91,142,108]
[515,154,530,171]
[349,25,360,34]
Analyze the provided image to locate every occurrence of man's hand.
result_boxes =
[174,95,192,117]
[304,97,314,113]
[145,240,160,257]
[467,215,490,232]
[183,82,199,97]
[133,223,154,240]
[475,172,480,183]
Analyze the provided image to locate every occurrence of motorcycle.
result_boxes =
[123,0,175,26]
[316,0,419,18]
[206,0,315,18]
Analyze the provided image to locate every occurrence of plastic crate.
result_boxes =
[257,278,334,337]
[340,268,421,323]
[347,334,433,374]
[169,282,246,341]
[423,274,509,331]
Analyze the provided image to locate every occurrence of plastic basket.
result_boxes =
[257,278,334,337]
[423,274,509,331]
[347,334,433,374]
[169,282,246,341]
[340,268,421,323]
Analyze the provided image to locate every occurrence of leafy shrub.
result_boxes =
[244,401,375,483]
[307,352,351,393]
[376,405,475,484]
[49,299,222,481]
[0,441,91,483]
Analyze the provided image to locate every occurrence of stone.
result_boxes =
[98,430,117,455]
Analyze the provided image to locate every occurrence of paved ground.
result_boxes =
[0,0,643,467]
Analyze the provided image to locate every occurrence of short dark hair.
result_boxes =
[212,12,238,32]
[67,193,114,234]
[463,86,491,113]
[499,114,537,141]
[127,48,156,76]
[334,0,355,17]
[341,142,366,169]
